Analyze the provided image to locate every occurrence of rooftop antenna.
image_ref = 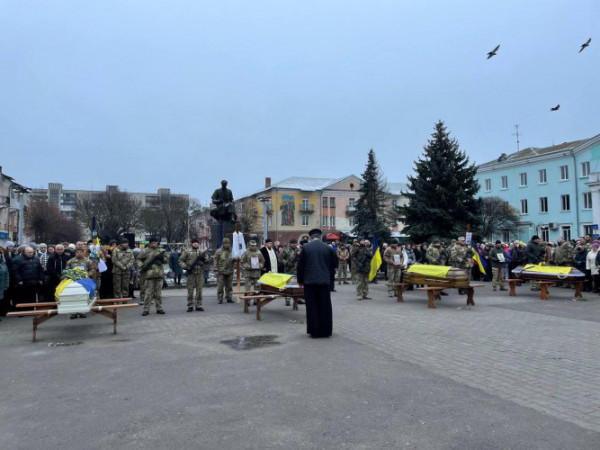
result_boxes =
[512,125,521,151]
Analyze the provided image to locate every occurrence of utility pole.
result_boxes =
[512,125,521,151]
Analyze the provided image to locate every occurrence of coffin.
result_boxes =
[511,264,585,282]
[404,264,469,288]
[57,282,97,314]
[259,276,304,297]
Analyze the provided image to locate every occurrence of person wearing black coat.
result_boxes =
[46,244,71,299]
[297,228,336,338]
[11,247,43,307]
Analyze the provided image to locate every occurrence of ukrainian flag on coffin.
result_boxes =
[259,273,292,290]
[55,278,97,300]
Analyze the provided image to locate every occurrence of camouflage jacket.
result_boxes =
[241,249,265,276]
[450,244,472,269]
[279,246,300,274]
[112,245,134,272]
[213,247,234,275]
[179,248,207,275]
[554,242,574,266]
[336,246,350,262]
[383,246,404,267]
[426,246,443,265]
[66,256,96,277]
[354,245,372,274]
[137,247,168,279]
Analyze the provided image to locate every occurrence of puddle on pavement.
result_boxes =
[48,342,84,348]
[221,335,280,351]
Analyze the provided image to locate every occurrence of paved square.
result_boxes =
[1,282,599,449]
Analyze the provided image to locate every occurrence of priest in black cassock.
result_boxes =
[297,228,336,338]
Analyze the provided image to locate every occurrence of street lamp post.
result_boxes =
[258,196,269,243]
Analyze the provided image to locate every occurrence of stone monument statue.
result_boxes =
[211,180,236,222]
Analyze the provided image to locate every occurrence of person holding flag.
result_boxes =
[354,237,373,300]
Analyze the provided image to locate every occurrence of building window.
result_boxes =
[484,179,491,191]
[583,192,592,209]
[329,197,335,208]
[502,229,510,243]
[349,198,355,207]
[562,225,571,241]
[302,196,309,208]
[519,173,527,187]
[349,216,356,227]
[302,215,309,226]
[538,169,547,184]
[581,161,590,177]
[560,165,569,181]
[539,197,548,213]
[561,194,570,211]
[322,197,328,207]
[501,176,508,189]
[583,224,593,236]
[540,227,549,242]
[322,216,328,227]
[520,199,528,214]
[267,215,272,227]
[392,199,398,208]
[330,216,336,226]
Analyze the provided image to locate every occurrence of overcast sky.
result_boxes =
[1,1,597,204]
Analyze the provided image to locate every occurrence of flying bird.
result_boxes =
[579,38,591,53]
[550,104,560,111]
[487,44,500,59]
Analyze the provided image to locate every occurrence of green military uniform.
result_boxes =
[350,242,359,284]
[383,244,403,296]
[489,244,507,291]
[554,240,574,266]
[179,245,207,309]
[112,243,134,298]
[279,245,300,275]
[426,244,443,265]
[214,242,234,302]
[241,244,265,292]
[354,243,372,300]
[450,241,473,283]
[138,245,168,314]
[66,255,95,276]
[336,245,350,284]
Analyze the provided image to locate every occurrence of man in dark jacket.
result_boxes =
[297,228,336,338]
[46,244,71,300]
[11,246,43,307]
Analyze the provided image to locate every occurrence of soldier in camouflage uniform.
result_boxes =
[336,244,350,285]
[553,236,575,287]
[112,238,134,298]
[241,240,265,292]
[138,237,168,316]
[279,239,300,275]
[214,238,234,303]
[66,247,96,318]
[450,237,473,287]
[179,238,207,311]
[354,238,373,300]
[426,240,444,265]
[350,241,359,284]
[383,239,404,297]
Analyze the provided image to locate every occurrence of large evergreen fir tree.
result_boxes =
[353,149,391,243]
[399,121,481,243]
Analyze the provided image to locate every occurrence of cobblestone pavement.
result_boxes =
[1,281,600,448]
[330,282,600,433]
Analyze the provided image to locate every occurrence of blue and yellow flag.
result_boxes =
[369,234,382,281]
[472,244,487,275]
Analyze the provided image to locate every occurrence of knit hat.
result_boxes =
[222,238,231,245]
[5,241,14,247]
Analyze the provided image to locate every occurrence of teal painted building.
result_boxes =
[475,133,600,243]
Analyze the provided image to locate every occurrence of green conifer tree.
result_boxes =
[398,121,481,243]
[353,149,391,243]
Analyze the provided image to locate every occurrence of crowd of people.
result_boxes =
[1,232,599,334]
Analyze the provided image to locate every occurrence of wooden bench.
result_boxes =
[386,283,406,302]
[7,298,138,343]
[416,284,484,308]
[239,294,299,320]
[505,279,522,297]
